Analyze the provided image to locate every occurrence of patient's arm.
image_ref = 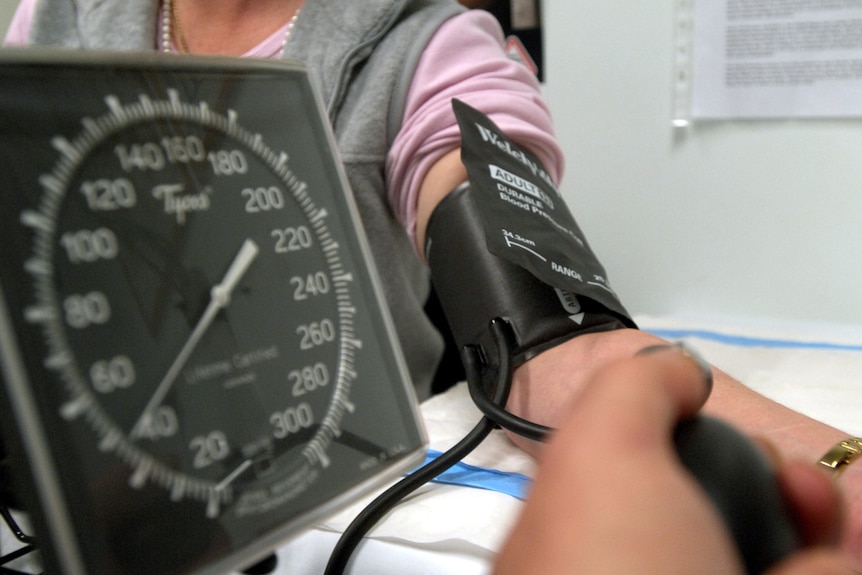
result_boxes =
[411,132,861,568]
[505,327,862,568]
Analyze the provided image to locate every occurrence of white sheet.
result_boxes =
[642,315,862,436]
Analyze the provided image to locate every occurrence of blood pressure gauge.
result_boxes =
[0,51,425,575]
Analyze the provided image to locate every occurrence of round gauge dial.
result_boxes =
[0,55,424,575]
[25,90,357,518]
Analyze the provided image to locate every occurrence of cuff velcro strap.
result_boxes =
[425,184,633,369]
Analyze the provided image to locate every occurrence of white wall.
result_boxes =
[541,2,862,327]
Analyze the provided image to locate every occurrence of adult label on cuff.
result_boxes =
[452,99,630,321]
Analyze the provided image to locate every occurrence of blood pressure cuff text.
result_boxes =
[425,100,635,367]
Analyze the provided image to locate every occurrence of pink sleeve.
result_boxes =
[4,0,36,46]
[386,9,564,249]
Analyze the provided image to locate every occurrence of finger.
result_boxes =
[633,343,714,417]
[557,343,714,453]
[752,436,785,468]
[775,461,845,547]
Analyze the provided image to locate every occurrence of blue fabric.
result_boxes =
[419,450,531,500]
[647,328,862,352]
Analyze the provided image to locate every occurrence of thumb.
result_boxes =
[560,343,713,451]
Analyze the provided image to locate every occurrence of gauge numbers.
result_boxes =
[21,89,359,519]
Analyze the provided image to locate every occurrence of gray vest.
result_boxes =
[28,0,466,398]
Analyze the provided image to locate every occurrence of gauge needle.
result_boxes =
[130,238,260,439]
[216,459,253,492]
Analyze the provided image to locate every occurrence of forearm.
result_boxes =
[507,328,854,463]
[704,367,846,458]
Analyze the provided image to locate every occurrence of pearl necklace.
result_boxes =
[161,0,301,56]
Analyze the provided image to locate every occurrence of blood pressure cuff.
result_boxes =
[424,100,636,368]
